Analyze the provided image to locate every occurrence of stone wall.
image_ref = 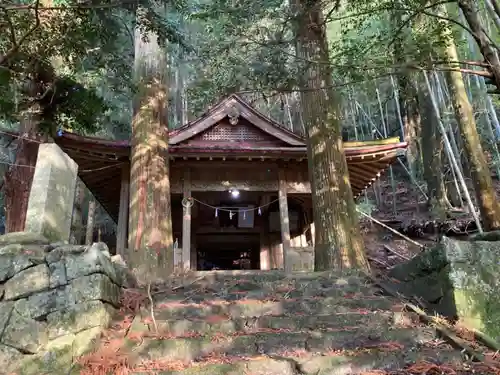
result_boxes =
[388,236,500,341]
[0,232,135,374]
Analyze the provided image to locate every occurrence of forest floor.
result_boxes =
[358,177,436,273]
[358,172,500,273]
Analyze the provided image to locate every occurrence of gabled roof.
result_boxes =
[169,94,306,147]
[0,93,408,223]
[51,130,405,222]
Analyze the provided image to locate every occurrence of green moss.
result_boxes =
[15,327,100,375]
[389,237,500,342]
[388,244,448,281]
[452,288,500,340]
[41,224,63,243]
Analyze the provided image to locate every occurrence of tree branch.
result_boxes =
[492,0,500,20]
[419,8,500,53]
[3,0,137,12]
[0,0,41,67]
[0,7,17,47]
[235,65,493,97]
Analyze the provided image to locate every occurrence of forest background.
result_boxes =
[1,0,499,260]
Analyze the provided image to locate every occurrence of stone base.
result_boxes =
[0,232,136,374]
[388,236,500,341]
[24,143,78,242]
[288,246,314,272]
[17,327,102,375]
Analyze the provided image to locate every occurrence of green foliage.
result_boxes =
[0,67,16,121]
[170,0,484,126]
[0,0,190,137]
[0,0,495,141]
[47,76,108,134]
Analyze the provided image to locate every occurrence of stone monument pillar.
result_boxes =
[25,143,78,242]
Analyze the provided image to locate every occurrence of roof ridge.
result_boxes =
[231,94,305,142]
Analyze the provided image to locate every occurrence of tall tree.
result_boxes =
[440,5,500,230]
[3,60,47,232]
[0,1,123,232]
[418,80,451,213]
[128,11,174,278]
[458,0,500,94]
[293,1,370,272]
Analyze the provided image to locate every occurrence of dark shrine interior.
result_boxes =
[173,190,308,271]
[197,238,260,270]
[194,193,263,270]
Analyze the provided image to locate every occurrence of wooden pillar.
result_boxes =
[182,168,192,271]
[278,168,291,272]
[116,163,130,256]
[259,194,271,270]
[191,233,197,270]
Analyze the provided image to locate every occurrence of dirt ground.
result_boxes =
[357,172,496,272]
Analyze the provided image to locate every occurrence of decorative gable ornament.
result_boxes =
[168,94,306,146]
[227,105,240,125]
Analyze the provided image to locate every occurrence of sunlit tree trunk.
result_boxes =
[441,6,500,230]
[293,0,370,272]
[128,17,174,279]
[85,198,96,245]
[459,0,500,93]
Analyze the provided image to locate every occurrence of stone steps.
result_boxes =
[170,270,369,287]
[147,296,396,320]
[155,284,378,302]
[130,346,466,375]
[80,271,473,374]
[156,271,376,301]
[126,325,439,363]
[133,310,410,337]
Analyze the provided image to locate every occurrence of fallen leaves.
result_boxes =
[120,288,148,313]
[77,338,132,375]
[205,314,231,324]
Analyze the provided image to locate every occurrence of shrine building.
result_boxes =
[54,94,407,271]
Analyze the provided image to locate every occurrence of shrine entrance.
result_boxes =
[196,233,260,270]
[182,190,269,270]
[171,190,314,271]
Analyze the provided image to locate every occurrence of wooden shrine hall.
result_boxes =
[54,94,407,271]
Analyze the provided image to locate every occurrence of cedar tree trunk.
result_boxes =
[293,0,370,272]
[128,22,174,280]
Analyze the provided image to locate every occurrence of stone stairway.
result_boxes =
[82,271,480,375]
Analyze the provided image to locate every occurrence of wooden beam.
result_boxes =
[182,168,192,271]
[171,160,281,169]
[278,168,291,273]
[287,181,311,194]
[116,163,130,256]
[64,148,121,162]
